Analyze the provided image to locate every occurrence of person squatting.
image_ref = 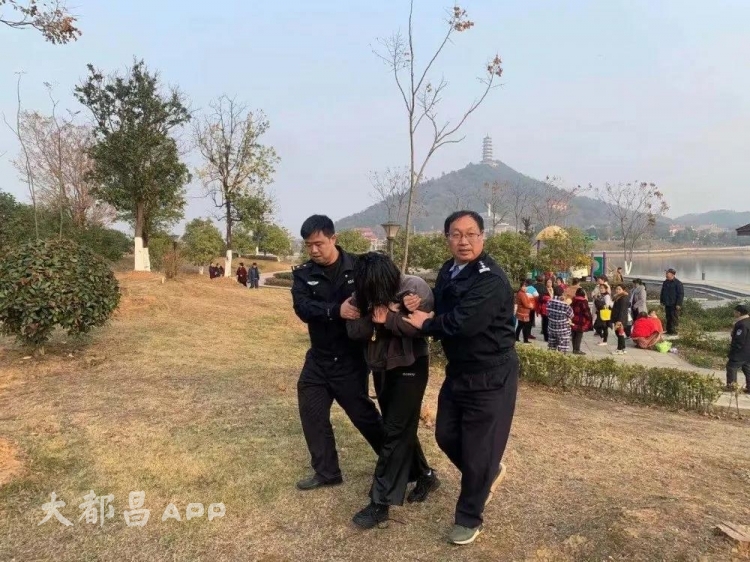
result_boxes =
[291,212,519,546]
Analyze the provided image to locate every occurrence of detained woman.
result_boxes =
[346,252,439,529]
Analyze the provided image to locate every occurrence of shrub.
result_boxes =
[516,346,722,412]
[428,341,722,412]
[273,272,293,281]
[265,277,292,288]
[0,239,120,350]
[162,247,183,280]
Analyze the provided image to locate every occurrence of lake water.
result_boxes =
[625,255,750,285]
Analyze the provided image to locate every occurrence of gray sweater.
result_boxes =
[346,275,434,371]
[630,284,648,313]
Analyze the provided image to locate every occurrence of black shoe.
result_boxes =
[352,501,389,529]
[295,474,343,491]
[573,350,586,356]
[407,470,441,503]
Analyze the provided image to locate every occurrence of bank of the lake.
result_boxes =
[608,249,750,284]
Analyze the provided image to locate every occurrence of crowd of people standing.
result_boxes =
[514,273,669,356]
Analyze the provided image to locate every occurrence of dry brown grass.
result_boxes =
[1,273,750,561]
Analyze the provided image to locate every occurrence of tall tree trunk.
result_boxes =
[224,198,233,277]
[400,119,416,273]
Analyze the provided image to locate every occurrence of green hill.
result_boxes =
[336,161,611,232]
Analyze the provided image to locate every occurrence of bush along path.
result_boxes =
[516,346,724,412]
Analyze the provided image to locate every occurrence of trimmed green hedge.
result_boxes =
[265,275,292,288]
[273,271,293,280]
[430,342,722,413]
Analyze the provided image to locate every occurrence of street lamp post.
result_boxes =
[381,221,401,259]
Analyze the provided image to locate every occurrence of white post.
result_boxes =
[198,266,204,275]
[133,236,150,272]
[225,249,232,277]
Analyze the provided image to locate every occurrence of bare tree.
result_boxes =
[374,2,503,271]
[12,107,114,232]
[595,181,669,272]
[0,0,81,43]
[3,72,38,239]
[369,166,410,223]
[506,181,530,233]
[193,95,278,276]
[479,181,509,234]
[445,185,468,212]
[532,176,583,229]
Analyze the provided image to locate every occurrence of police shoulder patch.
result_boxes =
[477,260,491,274]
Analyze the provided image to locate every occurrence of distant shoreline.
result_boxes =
[594,246,750,257]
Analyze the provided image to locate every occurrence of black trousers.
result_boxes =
[541,315,549,341]
[435,351,519,529]
[595,319,610,342]
[515,320,532,343]
[726,359,750,389]
[297,350,384,481]
[665,306,679,334]
[572,331,584,352]
[529,310,536,328]
[370,355,431,506]
[617,334,626,351]
[249,279,260,288]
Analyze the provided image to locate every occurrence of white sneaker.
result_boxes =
[597,342,608,346]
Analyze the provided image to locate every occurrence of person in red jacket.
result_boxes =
[631,311,663,349]
[236,262,248,286]
[570,288,593,355]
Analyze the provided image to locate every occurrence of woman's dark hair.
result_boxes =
[300,214,335,239]
[639,311,648,319]
[443,210,484,235]
[553,286,564,297]
[353,252,401,316]
[576,288,586,297]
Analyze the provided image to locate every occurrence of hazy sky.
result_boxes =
[1,0,749,235]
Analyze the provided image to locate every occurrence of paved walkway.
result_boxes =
[524,324,750,411]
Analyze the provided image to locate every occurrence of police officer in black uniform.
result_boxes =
[405,210,518,546]
[292,215,384,490]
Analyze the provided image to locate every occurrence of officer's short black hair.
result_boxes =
[444,210,484,235]
[300,215,335,239]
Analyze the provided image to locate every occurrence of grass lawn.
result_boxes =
[1,273,750,561]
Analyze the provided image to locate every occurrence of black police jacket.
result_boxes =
[422,251,516,375]
[660,278,684,307]
[291,248,363,359]
[729,317,750,362]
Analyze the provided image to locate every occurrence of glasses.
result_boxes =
[448,232,482,242]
